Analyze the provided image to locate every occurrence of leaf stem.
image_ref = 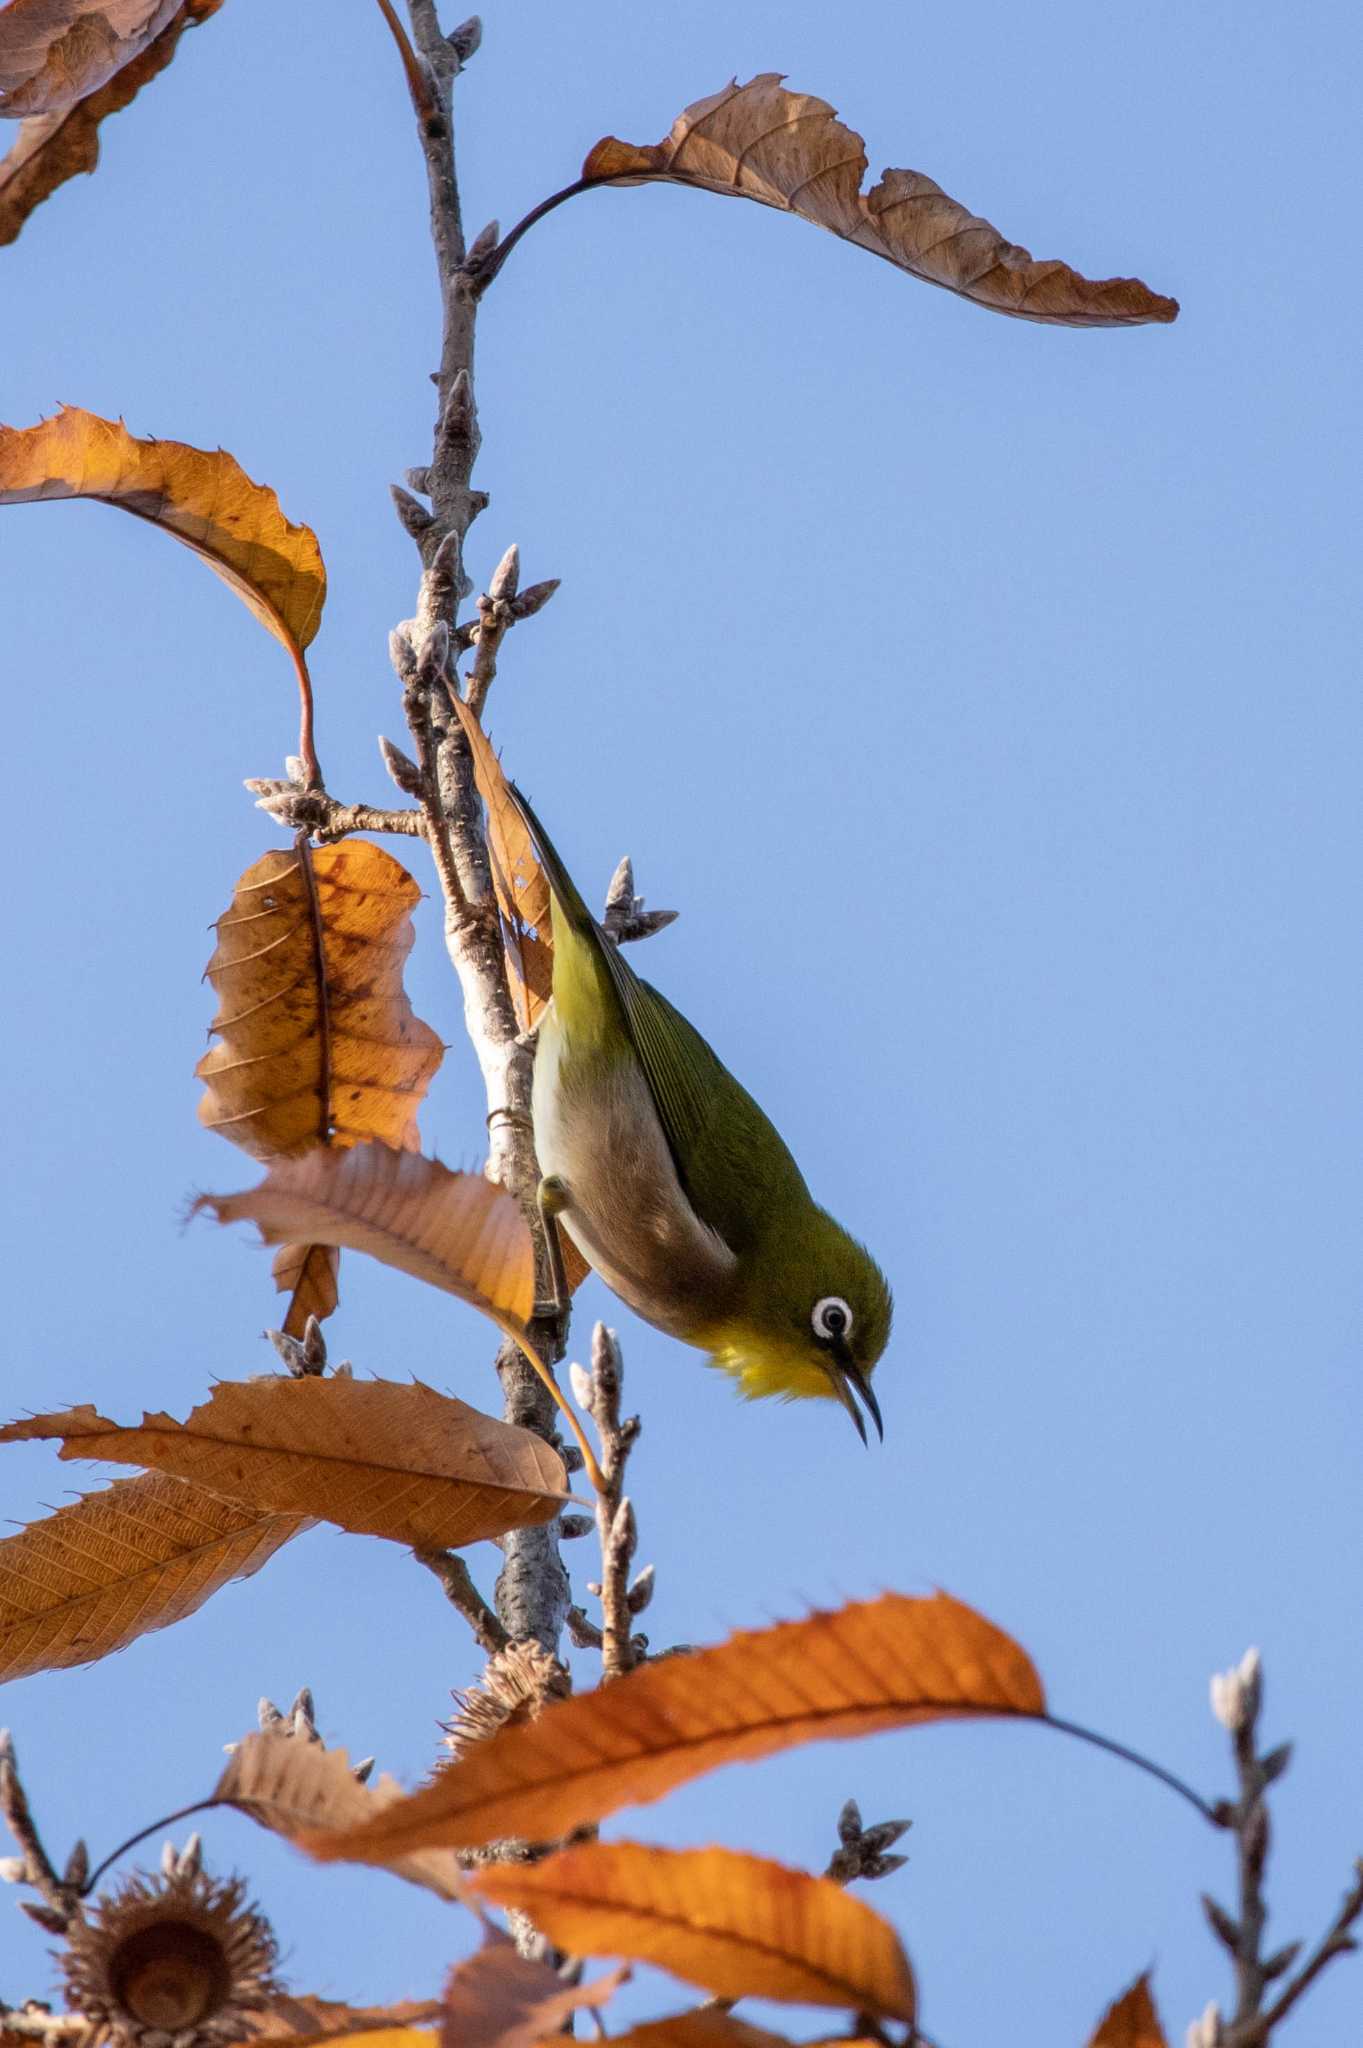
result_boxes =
[1040,1712,1221,1825]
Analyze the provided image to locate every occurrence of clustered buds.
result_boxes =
[825,1797,911,1885]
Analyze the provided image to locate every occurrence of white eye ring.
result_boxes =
[812,1296,853,1342]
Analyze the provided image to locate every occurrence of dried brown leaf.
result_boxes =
[0,1470,306,1681]
[0,0,183,115]
[1087,1975,1168,2048]
[583,75,1177,328]
[449,698,552,1034]
[197,839,443,1333]
[0,1,217,245]
[0,1376,568,1549]
[273,1241,340,1337]
[0,407,326,771]
[440,1928,628,2048]
[216,1731,465,1903]
[248,1996,441,2044]
[302,1590,1043,1859]
[196,1142,537,1337]
[473,1842,915,2017]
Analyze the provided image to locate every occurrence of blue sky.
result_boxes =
[2,2,1360,2042]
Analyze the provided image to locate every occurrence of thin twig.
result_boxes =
[1251,1861,1363,2042]
[571,1325,646,1680]
[415,1549,511,1654]
[244,776,425,840]
[0,1732,73,1923]
[464,542,519,719]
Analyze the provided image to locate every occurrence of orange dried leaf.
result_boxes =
[1087,1975,1168,2048]
[248,1996,441,2045]
[473,1842,915,2018]
[584,76,1177,328]
[196,1143,537,1337]
[198,842,441,1160]
[449,698,552,1034]
[303,1590,1042,1859]
[0,1376,568,1549]
[197,838,443,1333]
[0,0,183,115]
[0,1,217,245]
[0,1470,306,1681]
[0,407,326,772]
[216,1731,465,1903]
[441,1928,628,2048]
[248,2032,434,2048]
[591,2019,794,2048]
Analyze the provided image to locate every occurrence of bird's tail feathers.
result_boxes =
[505,781,598,937]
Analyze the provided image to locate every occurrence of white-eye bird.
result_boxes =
[509,784,892,1441]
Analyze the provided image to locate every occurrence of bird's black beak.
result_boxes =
[830,1338,884,1444]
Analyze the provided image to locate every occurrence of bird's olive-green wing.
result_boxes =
[595,937,809,1255]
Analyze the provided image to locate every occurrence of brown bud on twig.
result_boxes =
[352,1758,376,1785]
[405,468,432,495]
[391,483,437,539]
[1262,1940,1303,1981]
[256,1698,285,1733]
[510,577,560,621]
[20,1900,70,1935]
[558,1514,595,1541]
[627,1564,655,1616]
[381,736,425,798]
[488,541,520,601]
[63,1840,89,1891]
[1260,1741,1293,1785]
[1201,1893,1241,1951]
[448,15,482,63]
[466,220,500,272]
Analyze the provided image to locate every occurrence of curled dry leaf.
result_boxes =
[0,1470,307,1682]
[0,1,218,246]
[302,1590,1043,1859]
[0,1376,569,1549]
[583,75,1177,327]
[0,405,326,778]
[585,2019,797,2048]
[440,1927,628,2048]
[197,840,444,1335]
[197,1142,537,1337]
[448,698,552,1034]
[1087,1975,1168,2048]
[0,0,184,116]
[216,1731,465,1903]
[473,1841,916,2018]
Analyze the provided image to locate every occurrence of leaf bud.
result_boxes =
[1262,1939,1303,1981]
[1260,1740,1293,1785]
[64,1838,90,1890]
[1184,2001,1222,2048]
[510,577,561,621]
[21,1900,70,1934]
[488,541,520,601]
[449,15,482,62]
[0,1856,26,1883]
[1201,1892,1240,1951]
[836,1798,863,1846]
[256,1699,284,1732]
[569,1362,593,1412]
[352,1758,376,1785]
[558,1514,594,1541]
[380,736,425,798]
[391,484,435,538]
[466,220,501,270]
[627,1564,655,1615]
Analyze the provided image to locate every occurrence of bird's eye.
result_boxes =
[812,1296,853,1342]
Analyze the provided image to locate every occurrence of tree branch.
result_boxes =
[415,1548,510,1655]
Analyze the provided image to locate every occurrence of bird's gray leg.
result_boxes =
[536,1174,571,1317]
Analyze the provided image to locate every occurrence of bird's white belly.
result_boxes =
[533,1008,735,1338]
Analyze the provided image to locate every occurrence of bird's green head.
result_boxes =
[703,1209,893,1441]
